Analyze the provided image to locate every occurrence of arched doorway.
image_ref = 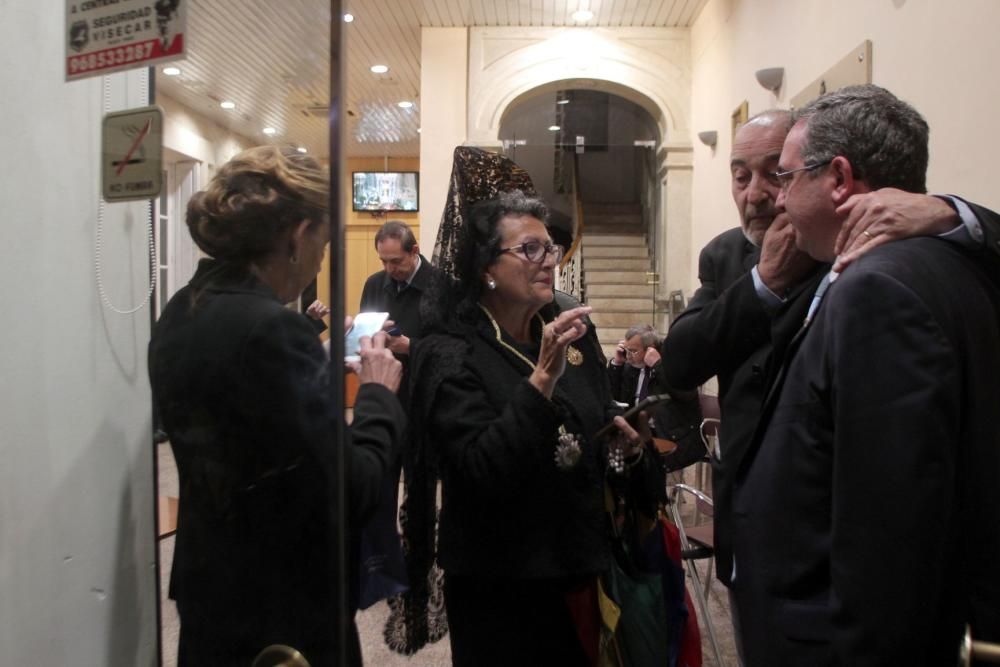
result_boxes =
[499,85,667,352]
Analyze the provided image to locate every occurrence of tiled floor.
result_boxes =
[156,444,739,666]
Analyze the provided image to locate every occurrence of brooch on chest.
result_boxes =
[565,345,583,366]
[554,428,583,470]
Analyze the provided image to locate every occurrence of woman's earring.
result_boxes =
[486,277,496,290]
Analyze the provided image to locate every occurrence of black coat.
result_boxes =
[733,237,1000,666]
[662,227,824,585]
[359,255,441,347]
[411,299,663,580]
[149,259,404,667]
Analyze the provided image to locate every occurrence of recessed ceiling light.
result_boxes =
[343,13,354,22]
[163,66,181,76]
[556,99,570,105]
[296,147,308,154]
[370,64,389,74]
[262,127,277,136]
[548,125,561,131]
[220,100,236,109]
[397,100,414,109]
[571,9,594,21]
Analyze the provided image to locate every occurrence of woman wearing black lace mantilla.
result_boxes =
[402,190,665,665]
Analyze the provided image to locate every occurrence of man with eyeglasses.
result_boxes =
[661,107,1000,662]
[731,84,1000,666]
[608,324,703,470]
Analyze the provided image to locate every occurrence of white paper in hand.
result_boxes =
[345,312,389,361]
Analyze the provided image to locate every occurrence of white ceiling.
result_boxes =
[156,0,708,159]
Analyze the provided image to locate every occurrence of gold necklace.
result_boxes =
[477,303,585,368]
[477,302,583,469]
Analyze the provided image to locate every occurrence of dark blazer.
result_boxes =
[149,259,404,667]
[359,254,441,348]
[662,227,824,585]
[607,360,703,459]
[732,238,1000,667]
[413,302,662,580]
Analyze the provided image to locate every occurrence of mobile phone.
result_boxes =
[386,326,402,336]
[345,312,389,361]
[592,393,672,442]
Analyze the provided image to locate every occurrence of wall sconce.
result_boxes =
[697,130,718,148]
[755,67,784,93]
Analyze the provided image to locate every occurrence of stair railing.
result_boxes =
[557,151,585,302]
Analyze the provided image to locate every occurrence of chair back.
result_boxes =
[697,391,721,460]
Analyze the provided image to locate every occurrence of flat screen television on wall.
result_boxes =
[352,171,419,212]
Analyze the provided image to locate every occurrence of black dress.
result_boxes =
[149,259,404,667]
[403,299,663,666]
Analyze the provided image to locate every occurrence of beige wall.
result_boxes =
[418,27,469,253]
[158,93,253,172]
[689,0,1000,291]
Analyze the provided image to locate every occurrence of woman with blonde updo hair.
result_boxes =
[149,145,404,667]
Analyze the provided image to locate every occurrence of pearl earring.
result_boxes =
[487,278,496,290]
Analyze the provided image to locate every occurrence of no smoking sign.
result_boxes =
[102,105,163,202]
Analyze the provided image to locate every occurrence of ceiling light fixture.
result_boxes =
[370,64,389,74]
[556,99,570,105]
[163,66,181,76]
[220,101,236,109]
[343,13,354,23]
[571,8,594,21]
[262,127,277,136]
[296,147,308,154]
[397,100,413,109]
[548,125,561,131]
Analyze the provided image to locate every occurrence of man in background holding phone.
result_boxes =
[608,324,702,470]
[360,220,442,362]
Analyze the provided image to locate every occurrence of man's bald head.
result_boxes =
[730,110,793,245]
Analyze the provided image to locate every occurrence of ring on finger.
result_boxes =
[862,229,875,239]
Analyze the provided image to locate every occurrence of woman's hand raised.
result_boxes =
[529,306,591,398]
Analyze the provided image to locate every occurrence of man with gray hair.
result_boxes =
[733,84,1000,665]
[662,104,1000,663]
[608,324,663,406]
[608,324,702,470]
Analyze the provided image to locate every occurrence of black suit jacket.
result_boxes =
[607,360,703,460]
[662,226,824,584]
[359,254,440,349]
[732,238,1000,666]
[149,259,404,667]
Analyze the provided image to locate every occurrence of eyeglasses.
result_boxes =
[624,348,643,357]
[772,158,833,191]
[500,241,565,264]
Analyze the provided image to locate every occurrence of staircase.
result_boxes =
[578,203,659,359]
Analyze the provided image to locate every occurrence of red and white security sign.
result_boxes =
[66,0,187,82]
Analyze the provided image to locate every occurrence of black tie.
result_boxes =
[637,369,650,402]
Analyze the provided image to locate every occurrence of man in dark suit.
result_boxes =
[607,324,668,405]
[661,109,997,660]
[607,324,702,468]
[733,84,1000,666]
[663,111,829,614]
[359,220,441,360]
